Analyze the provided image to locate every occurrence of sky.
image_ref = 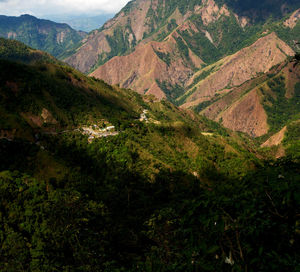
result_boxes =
[0,0,130,17]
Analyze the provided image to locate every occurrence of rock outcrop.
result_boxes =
[262,126,287,147]
[91,35,203,98]
[284,8,300,28]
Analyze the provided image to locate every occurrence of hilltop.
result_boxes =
[0,38,60,64]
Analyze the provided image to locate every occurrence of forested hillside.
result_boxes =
[0,38,60,64]
[0,14,86,58]
[0,38,299,271]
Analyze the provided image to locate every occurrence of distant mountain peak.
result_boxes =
[0,14,86,58]
[20,14,35,18]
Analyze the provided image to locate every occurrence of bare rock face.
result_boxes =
[91,35,203,99]
[194,0,236,26]
[197,60,300,137]
[65,0,246,74]
[65,0,154,73]
[181,33,294,108]
[283,8,300,28]
[218,89,269,137]
[262,126,287,147]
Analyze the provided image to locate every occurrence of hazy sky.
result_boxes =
[0,0,130,17]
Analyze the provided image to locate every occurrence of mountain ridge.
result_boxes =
[72,0,300,139]
[180,32,295,108]
[66,1,300,108]
[0,14,86,58]
[65,0,300,73]
[65,0,253,73]
[200,59,300,141]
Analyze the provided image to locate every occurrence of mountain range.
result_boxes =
[65,0,300,73]
[0,0,299,270]
[0,14,86,58]
[0,36,299,271]
[63,0,300,141]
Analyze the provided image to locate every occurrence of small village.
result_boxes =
[80,124,118,142]
[139,109,149,122]
[81,109,152,143]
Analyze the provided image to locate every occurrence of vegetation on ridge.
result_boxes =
[0,14,85,58]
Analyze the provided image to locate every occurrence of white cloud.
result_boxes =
[0,0,130,16]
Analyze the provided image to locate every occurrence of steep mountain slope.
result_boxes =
[66,0,300,73]
[78,0,299,102]
[180,32,294,108]
[91,37,203,99]
[0,38,61,65]
[0,14,86,58]
[198,60,300,141]
[84,1,300,141]
[0,38,259,179]
[65,0,255,73]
